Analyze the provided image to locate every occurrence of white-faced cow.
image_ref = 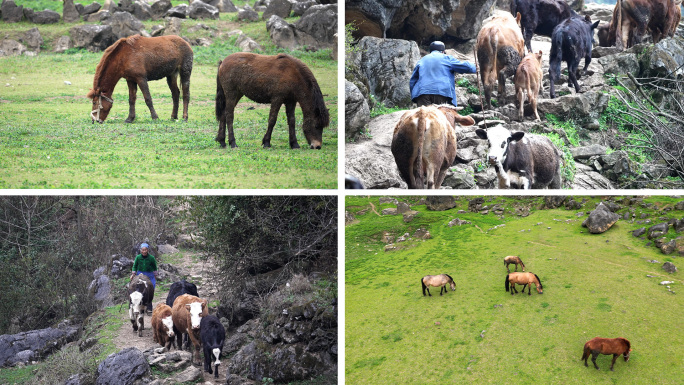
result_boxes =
[128,274,154,337]
[200,314,226,378]
[171,294,208,365]
[391,105,475,189]
[166,279,199,349]
[151,303,175,351]
[475,125,562,189]
[549,15,600,99]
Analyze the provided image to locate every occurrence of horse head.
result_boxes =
[449,280,456,291]
[624,349,631,361]
[87,88,114,123]
[303,119,325,150]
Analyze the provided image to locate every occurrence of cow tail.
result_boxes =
[505,274,510,292]
[492,33,499,84]
[215,60,225,122]
[414,114,426,188]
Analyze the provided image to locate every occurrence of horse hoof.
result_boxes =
[125,119,134,123]
[230,143,238,149]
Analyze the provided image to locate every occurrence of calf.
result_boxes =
[200,315,226,378]
[391,105,475,189]
[514,51,544,121]
[511,0,577,53]
[600,0,681,49]
[172,294,208,365]
[166,279,199,349]
[151,303,175,351]
[475,125,562,189]
[549,15,600,99]
[476,11,526,108]
[128,274,154,337]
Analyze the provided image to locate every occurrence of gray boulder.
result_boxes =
[70,24,116,52]
[582,202,620,233]
[293,0,317,16]
[238,5,259,21]
[598,52,639,76]
[639,37,684,78]
[111,255,134,279]
[0,39,26,57]
[54,36,74,53]
[537,91,610,120]
[571,144,607,160]
[150,0,171,19]
[63,0,81,22]
[426,196,456,211]
[130,1,152,21]
[348,36,420,108]
[21,28,43,52]
[173,366,202,383]
[1,0,23,22]
[236,33,261,52]
[81,2,102,16]
[293,4,337,50]
[201,0,238,13]
[263,0,293,20]
[96,348,150,385]
[166,4,188,18]
[103,11,145,39]
[188,1,219,19]
[165,17,183,36]
[0,325,79,367]
[662,261,677,273]
[647,222,669,239]
[23,8,60,24]
[345,80,370,141]
[84,10,111,22]
[442,165,476,189]
[267,15,297,49]
[632,227,646,237]
[89,267,112,307]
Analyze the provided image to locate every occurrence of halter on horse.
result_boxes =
[91,93,114,123]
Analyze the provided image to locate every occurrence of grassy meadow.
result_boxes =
[345,196,683,384]
[0,6,338,188]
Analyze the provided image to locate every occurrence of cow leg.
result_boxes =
[284,101,300,149]
[166,73,180,120]
[262,101,282,148]
[435,161,449,190]
[203,345,212,374]
[517,86,524,121]
[137,79,159,120]
[138,313,144,337]
[125,80,137,123]
[568,63,581,93]
[591,351,600,369]
[498,64,517,105]
[580,55,591,79]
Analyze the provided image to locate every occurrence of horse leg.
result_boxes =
[125,80,137,123]
[285,101,300,149]
[427,287,431,297]
[591,351,600,370]
[137,79,159,120]
[440,285,444,296]
[217,94,240,148]
[262,102,282,148]
[166,73,180,120]
[180,69,191,121]
[610,354,618,371]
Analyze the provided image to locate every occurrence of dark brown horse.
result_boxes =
[582,337,631,371]
[504,255,525,272]
[87,35,193,123]
[215,53,329,149]
[505,272,543,295]
[421,274,456,296]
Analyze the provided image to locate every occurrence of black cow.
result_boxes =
[166,279,199,348]
[511,0,576,53]
[200,315,226,378]
[475,126,562,189]
[549,15,600,99]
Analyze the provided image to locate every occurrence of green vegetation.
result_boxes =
[545,113,580,147]
[457,78,479,95]
[369,95,406,118]
[0,14,337,188]
[346,196,683,385]
[600,96,653,164]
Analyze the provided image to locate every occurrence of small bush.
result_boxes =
[545,114,580,147]
[32,344,101,385]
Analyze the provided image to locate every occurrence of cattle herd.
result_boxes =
[127,277,225,378]
[391,0,682,190]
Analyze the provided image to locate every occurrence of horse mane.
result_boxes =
[282,54,329,128]
[620,338,631,350]
[533,273,542,289]
[444,273,454,282]
[89,35,142,98]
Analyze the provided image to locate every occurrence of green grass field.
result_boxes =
[346,196,683,384]
[0,11,338,188]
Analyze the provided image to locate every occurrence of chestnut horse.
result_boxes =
[421,274,456,296]
[215,53,329,149]
[504,255,525,272]
[582,337,631,371]
[87,35,193,123]
[505,272,542,295]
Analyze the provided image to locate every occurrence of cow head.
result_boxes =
[162,315,175,338]
[475,126,524,167]
[129,291,144,319]
[185,301,206,330]
[87,88,113,123]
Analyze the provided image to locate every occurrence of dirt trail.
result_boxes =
[112,249,225,384]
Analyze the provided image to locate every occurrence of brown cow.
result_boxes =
[171,294,208,364]
[391,105,475,189]
[599,0,682,49]
[515,51,544,121]
[476,11,526,109]
[151,303,175,351]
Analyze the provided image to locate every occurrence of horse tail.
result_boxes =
[534,273,542,289]
[421,277,427,296]
[215,60,225,122]
[505,274,510,292]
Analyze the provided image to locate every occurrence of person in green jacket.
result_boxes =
[130,242,157,314]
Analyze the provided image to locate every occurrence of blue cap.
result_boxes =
[140,243,149,249]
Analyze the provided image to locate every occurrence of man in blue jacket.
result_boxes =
[409,41,477,107]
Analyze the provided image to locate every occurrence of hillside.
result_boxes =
[345,195,683,384]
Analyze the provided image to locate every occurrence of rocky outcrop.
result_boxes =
[638,37,684,78]
[70,24,116,52]
[150,0,172,19]
[263,0,293,19]
[0,39,26,57]
[102,11,145,39]
[426,196,456,211]
[1,0,23,22]
[345,80,371,141]
[54,36,74,53]
[23,8,60,24]
[166,4,188,18]
[20,28,43,52]
[582,202,620,234]
[96,347,150,385]
[238,5,259,21]
[188,0,220,19]
[0,323,79,367]
[63,0,81,22]
[202,0,239,13]
[267,5,337,51]
[89,266,113,307]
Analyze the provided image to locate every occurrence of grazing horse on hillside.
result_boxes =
[505,272,543,295]
[421,274,456,296]
[215,53,329,149]
[504,255,526,272]
[582,337,632,371]
[87,34,193,123]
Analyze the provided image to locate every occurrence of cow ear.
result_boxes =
[591,20,600,29]
[475,128,488,139]
[511,132,525,141]
[454,115,475,127]
[515,12,521,25]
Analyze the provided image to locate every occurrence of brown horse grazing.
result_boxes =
[421,274,456,296]
[215,53,329,149]
[582,337,631,371]
[505,272,542,295]
[504,255,526,273]
[87,34,193,123]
